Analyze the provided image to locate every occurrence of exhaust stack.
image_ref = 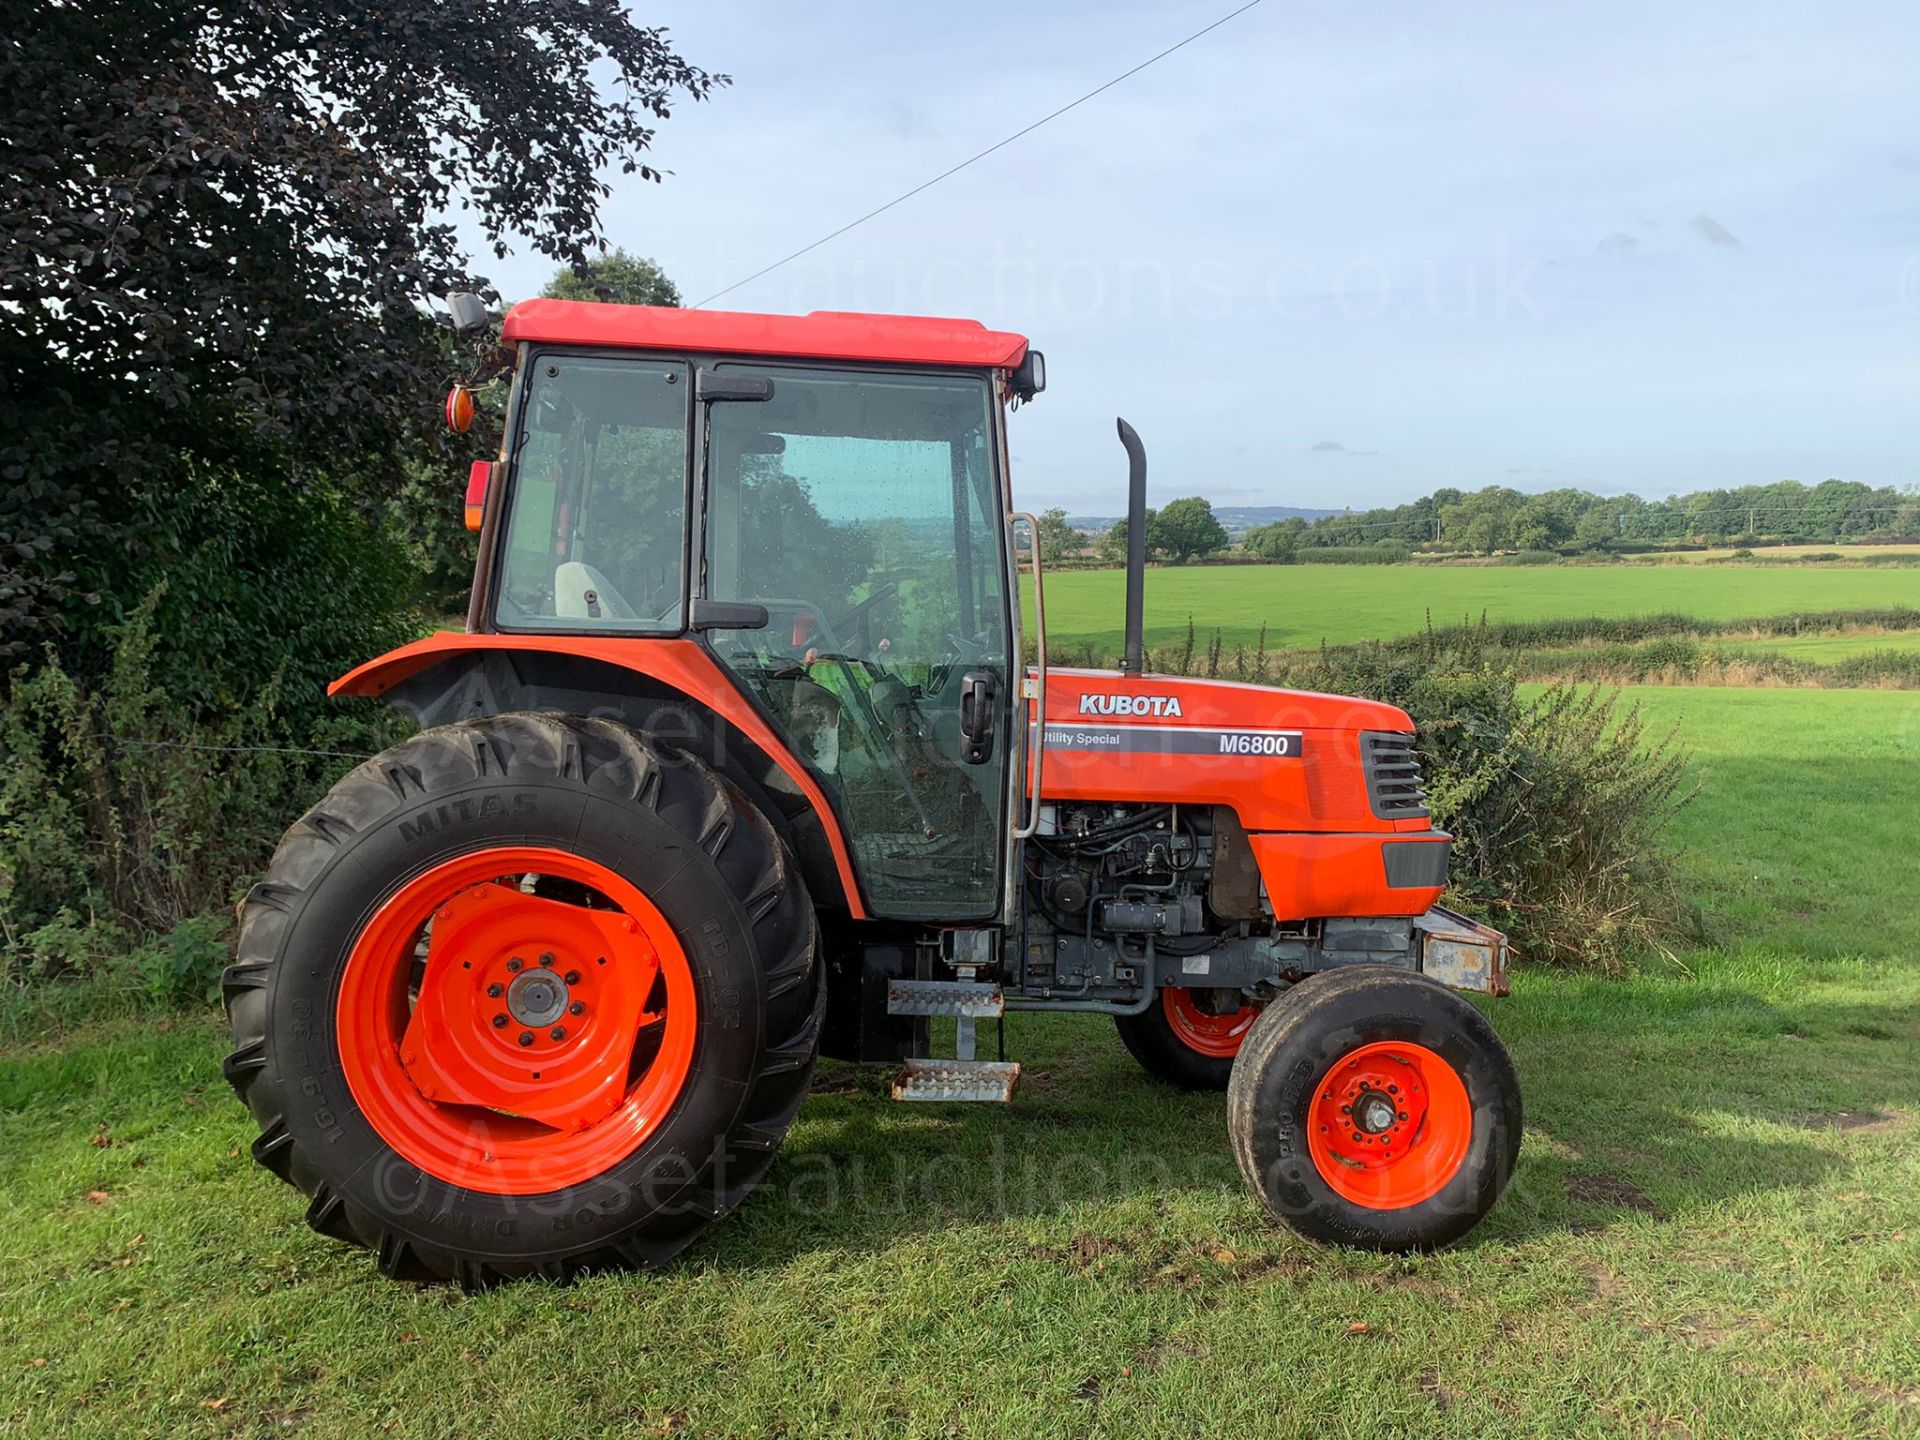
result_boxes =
[1116,417,1148,676]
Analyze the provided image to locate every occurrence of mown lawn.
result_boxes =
[1030,562,1920,656]
[3,688,1919,1438]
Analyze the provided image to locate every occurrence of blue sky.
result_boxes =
[474,1,1920,513]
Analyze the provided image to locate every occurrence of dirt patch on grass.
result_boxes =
[1574,1260,1632,1307]
[1676,1310,1772,1348]
[1847,1375,1920,1410]
[1419,1369,1464,1414]
[1132,1332,1210,1377]
[1026,1231,1307,1289]
[807,1068,864,1097]
[1567,1171,1664,1216]
[1798,1108,1899,1133]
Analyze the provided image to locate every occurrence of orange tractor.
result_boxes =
[223,300,1521,1285]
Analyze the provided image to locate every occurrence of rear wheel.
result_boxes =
[222,713,820,1287]
[1227,968,1520,1251]
[1115,986,1261,1090]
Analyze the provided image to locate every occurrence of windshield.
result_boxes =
[495,355,690,630]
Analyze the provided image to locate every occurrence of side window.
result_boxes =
[496,357,689,630]
[703,366,1011,920]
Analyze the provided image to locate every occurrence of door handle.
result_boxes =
[959,670,998,765]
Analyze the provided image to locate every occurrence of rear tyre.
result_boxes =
[1115,986,1260,1091]
[1227,968,1520,1251]
[221,713,821,1287]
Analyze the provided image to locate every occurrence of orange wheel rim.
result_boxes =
[1306,1041,1471,1209]
[335,846,696,1195]
[1161,987,1258,1059]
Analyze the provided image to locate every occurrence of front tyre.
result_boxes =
[1115,986,1260,1091]
[1227,968,1521,1251]
[221,714,821,1287]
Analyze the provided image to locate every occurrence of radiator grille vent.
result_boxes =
[1360,731,1429,820]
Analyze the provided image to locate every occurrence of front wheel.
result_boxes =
[1227,968,1521,1251]
[1115,986,1261,1090]
[222,714,821,1287]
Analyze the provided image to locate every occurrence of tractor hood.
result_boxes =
[1036,668,1424,834]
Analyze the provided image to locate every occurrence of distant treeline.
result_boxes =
[1245,478,1920,558]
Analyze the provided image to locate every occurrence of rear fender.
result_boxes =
[332,633,868,918]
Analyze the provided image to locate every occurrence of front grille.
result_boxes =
[1360,731,1429,819]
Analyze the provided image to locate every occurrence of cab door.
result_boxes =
[699,364,1014,921]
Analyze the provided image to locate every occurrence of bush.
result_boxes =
[0,592,405,997]
[1294,543,1412,565]
[1115,627,1692,968]
[88,464,422,717]
[1288,643,1692,968]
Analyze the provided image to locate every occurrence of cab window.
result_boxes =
[496,356,689,630]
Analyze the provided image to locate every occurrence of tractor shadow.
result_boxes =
[706,984,1920,1268]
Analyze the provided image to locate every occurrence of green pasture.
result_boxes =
[1030,563,1920,656]
[4,687,1918,1438]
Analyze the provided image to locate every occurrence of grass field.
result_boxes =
[1736,630,1920,663]
[1647,543,1920,564]
[4,687,1919,1438]
[1032,563,1920,656]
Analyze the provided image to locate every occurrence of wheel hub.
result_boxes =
[1353,1089,1397,1135]
[1314,1049,1430,1170]
[396,880,662,1133]
[506,966,569,1028]
[1304,1040,1474,1210]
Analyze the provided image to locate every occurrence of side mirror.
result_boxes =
[446,292,490,333]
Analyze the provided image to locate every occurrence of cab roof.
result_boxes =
[499,300,1029,370]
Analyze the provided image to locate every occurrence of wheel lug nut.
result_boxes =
[518,1031,534,1047]
[492,1013,509,1029]
[564,970,582,986]
[568,1001,585,1016]
[549,1026,567,1042]
[538,952,556,968]
[506,956,524,973]
[487,982,504,998]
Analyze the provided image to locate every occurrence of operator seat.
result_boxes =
[553,561,639,623]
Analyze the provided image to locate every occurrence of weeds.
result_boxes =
[0,590,404,1001]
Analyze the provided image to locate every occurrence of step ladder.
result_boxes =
[886,976,1020,1103]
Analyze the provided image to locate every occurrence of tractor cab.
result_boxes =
[475,313,1030,923]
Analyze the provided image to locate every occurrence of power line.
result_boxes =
[691,0,1268,309]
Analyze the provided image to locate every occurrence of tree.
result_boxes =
[1439,487,1526,554]
[1510,501,1572,552]
[1098,511,1155,564]
[1151,497,1229,563]
[1034,508,1082,562]
[1245,517,1307,561]
[546,249,682,307]
[1,3,721,671]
